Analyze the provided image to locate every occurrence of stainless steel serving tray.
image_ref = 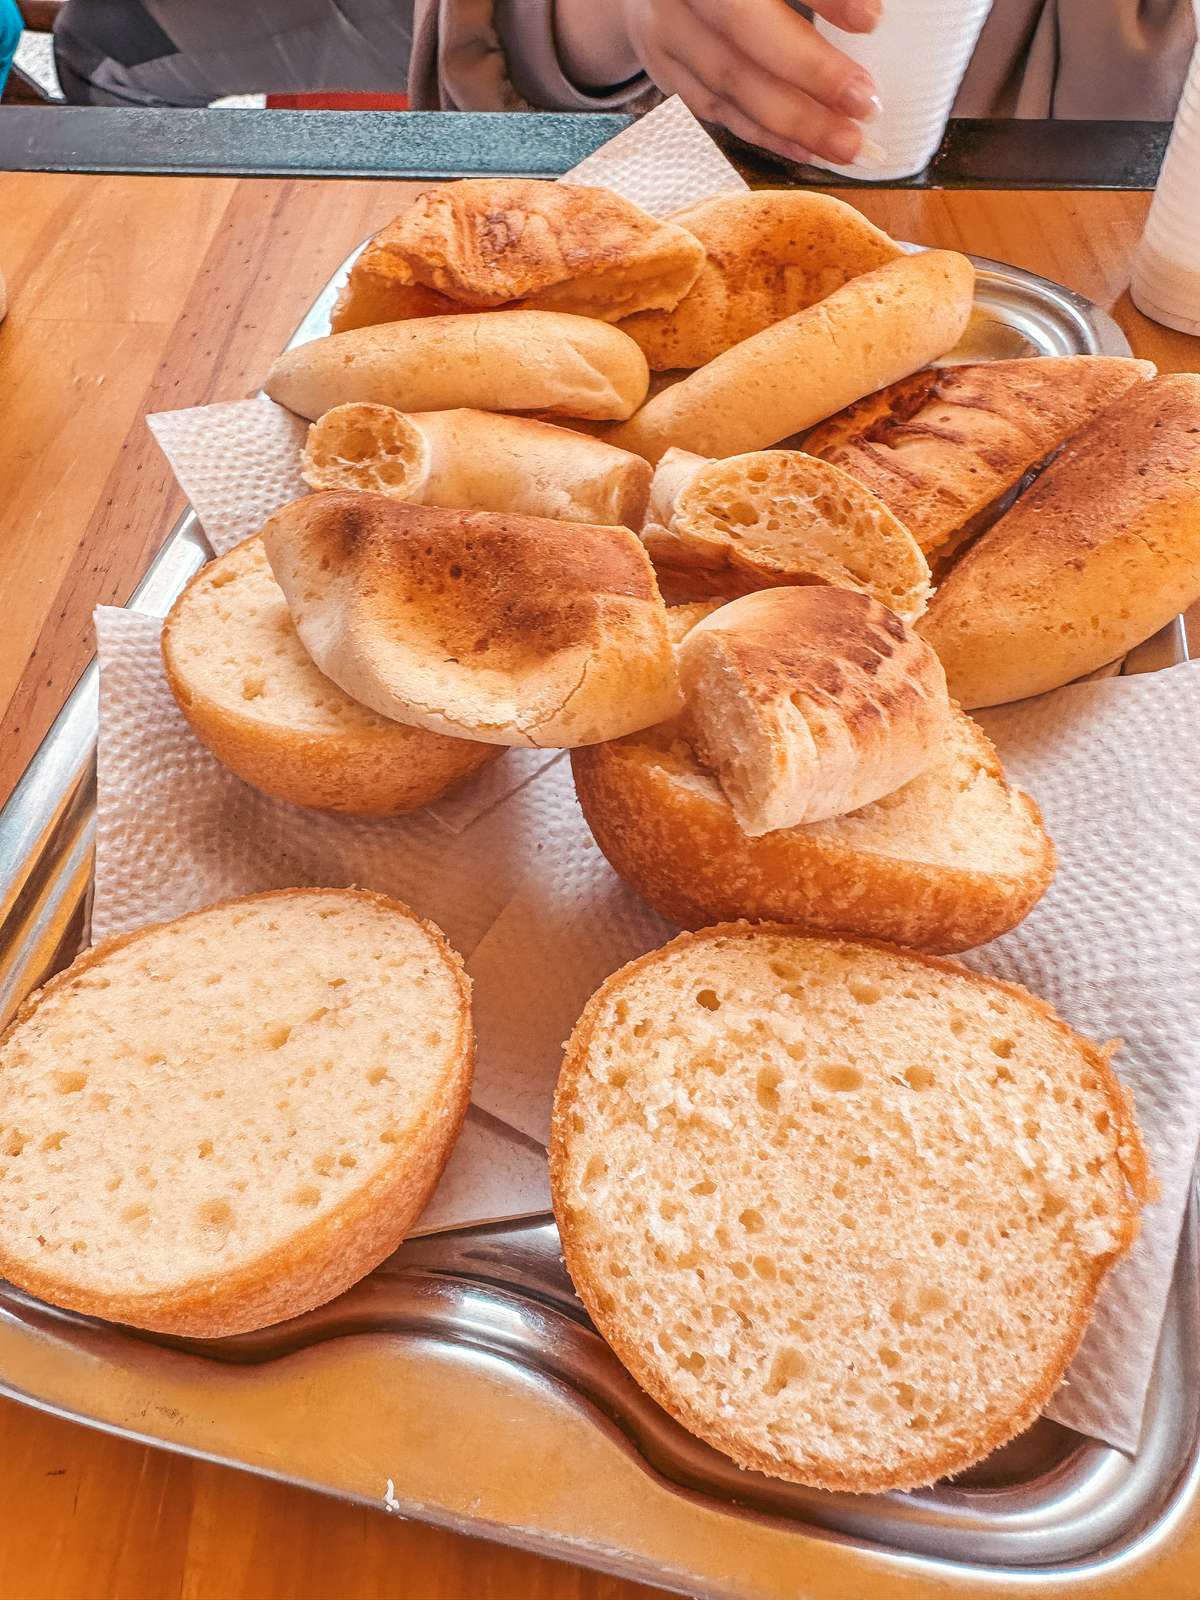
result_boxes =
[1,250,1198,1600]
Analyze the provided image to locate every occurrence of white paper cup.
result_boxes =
[812,0,993,182]
[1131,39,1200,334]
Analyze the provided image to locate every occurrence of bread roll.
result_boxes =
[645,447,931,619]
[677,588,949,836]
[805,356,1155,556]
[919,373,1200,707]
[266,311,650,423]
[608,250,976,465]
[302,404,651,527]
[162,536,502,814]
[331,178,705,332]
[551,923,1148,1492]
[263,492,681,749]
[0,889,473,1337]
[618,189,903,369]
[570,704,1054,951]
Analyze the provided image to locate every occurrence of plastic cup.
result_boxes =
[811,0,993,182]
[1131,37,1200,335]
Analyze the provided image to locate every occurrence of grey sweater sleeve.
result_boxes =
[409,0,659,111]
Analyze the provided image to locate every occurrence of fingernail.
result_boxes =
[856,135,889,165]
[826,124,865,164]
[839,75,880,120]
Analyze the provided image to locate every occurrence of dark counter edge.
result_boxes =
[0,108,1170,189]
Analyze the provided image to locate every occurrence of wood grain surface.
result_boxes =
[0,173,1199,1600]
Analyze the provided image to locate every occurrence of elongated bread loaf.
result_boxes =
[677,588,950,835]
[266,311,650,423]
[162,537,502,814]
[551,923,1149,1492]
[645,448,931,619]
[919,373,1200,707]
[608,250,976,464]
[263,493,681,748]
[571,702,1053,951]
[0,889,474,1337]
[302,404,651,527]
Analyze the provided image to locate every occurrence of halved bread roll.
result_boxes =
[677,588,950,836]
[645,447,931,619]
[302,404,651,528]
[551,923,1149,1492]
[262,493,681,749]
[617,189,903,369]
[330,178,705,332]
[570,703,1054,951]
[0,888,474,1337]
[162,536,502,814]
[266,311,650,423]
[609,250,976,465]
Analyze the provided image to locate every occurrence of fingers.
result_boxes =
[655,50,814,167]
[687,0,878,119]
[810,0,883,34]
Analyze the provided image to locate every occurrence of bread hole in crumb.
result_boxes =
[752,1255,777,1281]
[291,1185,321,1210]
[991,1037,1014,1059]
[757,1065,783,1112]
[839,1213,858,1230]
[1024,1119,1041,1139]
[70,1240,88,1255]
[832,1179,848,1201]
[581,1154,608,1192]
[105,1175,122,1193]
[1053,1084,1068,1104]
[908,1413,930,1431]
[339,1152,357,1169]
[264,1024,292,1051]
[731,1260,749,1279]
[40,1131,67,1153]
[632,1018,651,1038]
[365,1065,390,1086]
[1095,1109,1111,1134]
[917,1285,948,1315]
[1086,1156,1104,1178]
[328,976,347,989]
[53,1071,87,1095]
[764,1345,807,1397]
[313,1151,334,1177]
[949,1015,967,1036]
[695,989,720,1011]
[816,1063,864,1093]
[691,1178,717,1196]
[3,1130,26,1157]
[903,1065,935,1092]
[893,1381,917,1410]
[770,960,801,981]
[196,1139,214,1161]
[879,1346,901,1369]
[380,1127,399,1145]
[121,1202,149,1227]
[241,674,265,701]
[570,1112,585,1134]
[659,1197,682,1222]
[607,1067,629,1089]
[739,1207,765,1233]
[848,978,882,1006]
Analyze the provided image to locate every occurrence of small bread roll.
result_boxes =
[609,250,976,464]
[266,311,650,423]
[262,493,682,749]
[618,189,903,368]
[677,587,950,836]
[645,447,931,620]
[162,537,502,814]
[302,404,651,527]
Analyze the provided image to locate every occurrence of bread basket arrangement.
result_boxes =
[4,104,1200,1521]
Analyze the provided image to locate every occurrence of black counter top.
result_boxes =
[0,107,1170,189]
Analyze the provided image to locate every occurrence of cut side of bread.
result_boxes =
[0,889,474,1337]
[302,403,429,499]
[645,448,931,620]
[571,705,1054,952]
[804,356,1155,557]
[551,924,1149,1492]
[162,536,502,815]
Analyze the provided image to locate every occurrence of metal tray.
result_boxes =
[1,251,1198,1600]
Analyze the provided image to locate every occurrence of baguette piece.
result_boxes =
[645,447,931,619]
[266,311,650,423]
[162,537,502,814]
[551,923,1149,1492]
[608,250,976,465]
[805,356,1155,556]
[676,588,950,835]
[263,493,681,749]
[618,189,903,369]
[331,178,705,331]
[919,373,1200,707]
[302,404,651,527]
[0,889,474,1337]
[572,703,1053,951]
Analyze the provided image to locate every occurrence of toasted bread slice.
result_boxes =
[162,536,502,815]
[804,356,1155,557]
[571,705,1054,952]
[0,889,473,1337]
[551,923,1149,1492]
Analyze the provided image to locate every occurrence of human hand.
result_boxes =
[611,0,882,166]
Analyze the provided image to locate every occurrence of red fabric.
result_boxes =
[265,92,410,109]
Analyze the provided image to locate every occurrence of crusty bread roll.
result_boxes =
[263,492,681,749]
[162,536,502,814]
[266,311,650,423]
[0,889,473,1337]
[617,190,902,369]
[919,373,1200,707]
[570,704,1054,951]
[608,250,976,465]
[805,356,1155,557]
[330,178,705,332]
[645,447,931,619]
[302,404,651,527]
[676,588,950,836]
[551,923,1149,1492]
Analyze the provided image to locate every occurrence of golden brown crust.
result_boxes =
[570,708,1054,952]
[549,922,1147,1492]
[804,356,1155,556]
[0,888,474,1338]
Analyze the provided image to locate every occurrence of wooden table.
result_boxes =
[0,174,1198,1600]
